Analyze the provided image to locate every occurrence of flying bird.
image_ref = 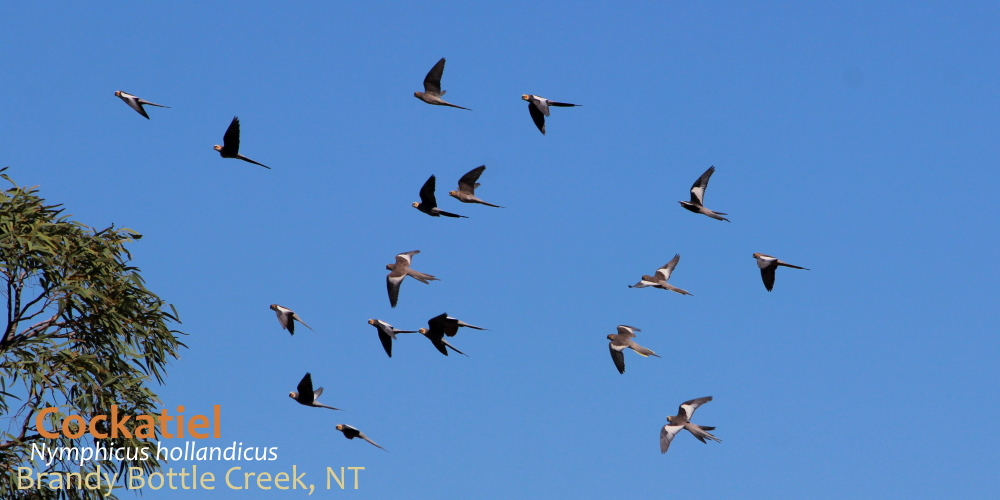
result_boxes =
[660,396,721,454]
[607,325,660,374]
[413,175,468,218]
[114,91,169,119]
[269,304,314,335]
[425,312,488,337]
[368,319,418,358]
[521,94,579,135]
[335,424,386,451]
[629,254,693,296]
[385,250,439,308]
[213,117,271,169]
[418,314,471,356]
[679,166,728,222]
[448,166,504,208]
[413,58,471,110]
[753,253,809,292]
[289,373,340,410]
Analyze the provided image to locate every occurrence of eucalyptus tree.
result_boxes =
[0,169,185,499]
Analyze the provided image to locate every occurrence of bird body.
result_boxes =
[385,250,439,308]
[679,166,728,221]
[660,396,721,454]
[753,253,809,291]
[629,254,692,296]
[213,117,270,169]
[607,325,660,374]
[521,94,579,135]
[114,91,169,119]
[368,319,418,357]
[335,424,386,451]
[289,373,340,410]
[269,304,313,335]
[414,175,468,218]
[448,165,504,208]
[414,58,471,110]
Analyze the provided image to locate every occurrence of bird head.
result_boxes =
[368,319,376,325]
[411,202,421,208]
[213,145,223,152]
[419,328,428,334]
[666,415,677,424]
[606,334,616,340]
[336,425,346,432]
[385,264,394,271]
[114,91,123,97]
[288,392,297,399]
[413,92,423,99]
[269,304,279,312]
[521,94,530,101]
[448,190,458,197]
[752,253,762,259]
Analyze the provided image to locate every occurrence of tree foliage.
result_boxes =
[0,170,185,499]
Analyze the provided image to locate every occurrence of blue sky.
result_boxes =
[3,1,999,498]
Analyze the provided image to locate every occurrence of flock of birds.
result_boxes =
[114,57,811,455]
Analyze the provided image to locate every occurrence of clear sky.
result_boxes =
[3,1,999,498]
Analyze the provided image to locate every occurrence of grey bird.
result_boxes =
[753,253,809,292]
[270,304,314,335]
[335,424,386,451]
[413,175,468,218]
[629,254,693,296]
[413,58,471,110]
[607,325,661,374]
[385,250,439,308]
[418,313,474,357]
[521,94,579,135]
[213,117,271,169]
[368,319,418,358]
[660,396,721,454]
[448,166,504,208]
[679,166,728,222]
[114,91,169,119]
[289,373,341,410]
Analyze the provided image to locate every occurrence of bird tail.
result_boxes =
[687,423,722,443]
[407,270,439,283]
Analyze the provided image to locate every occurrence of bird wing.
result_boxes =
[386,273,404,308]
[531,97,551,116]
[527,102,546,134]
[296,373,315,405]
[760,263,777,292]
[457,166,486,195]
[678,396,713,422]
[690,166,715,205]
[222,117,241,156]
[419,175,438,208]
[274,309,291,331]
[426,313,449,337]
[609,343,626,374]
[656,254,681,281]
[423,58,446,95]
[616,325,640,338]
[396,250,419,266]
[122,96,150,119]
[378,329,393,357]
[660,424,683,453]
